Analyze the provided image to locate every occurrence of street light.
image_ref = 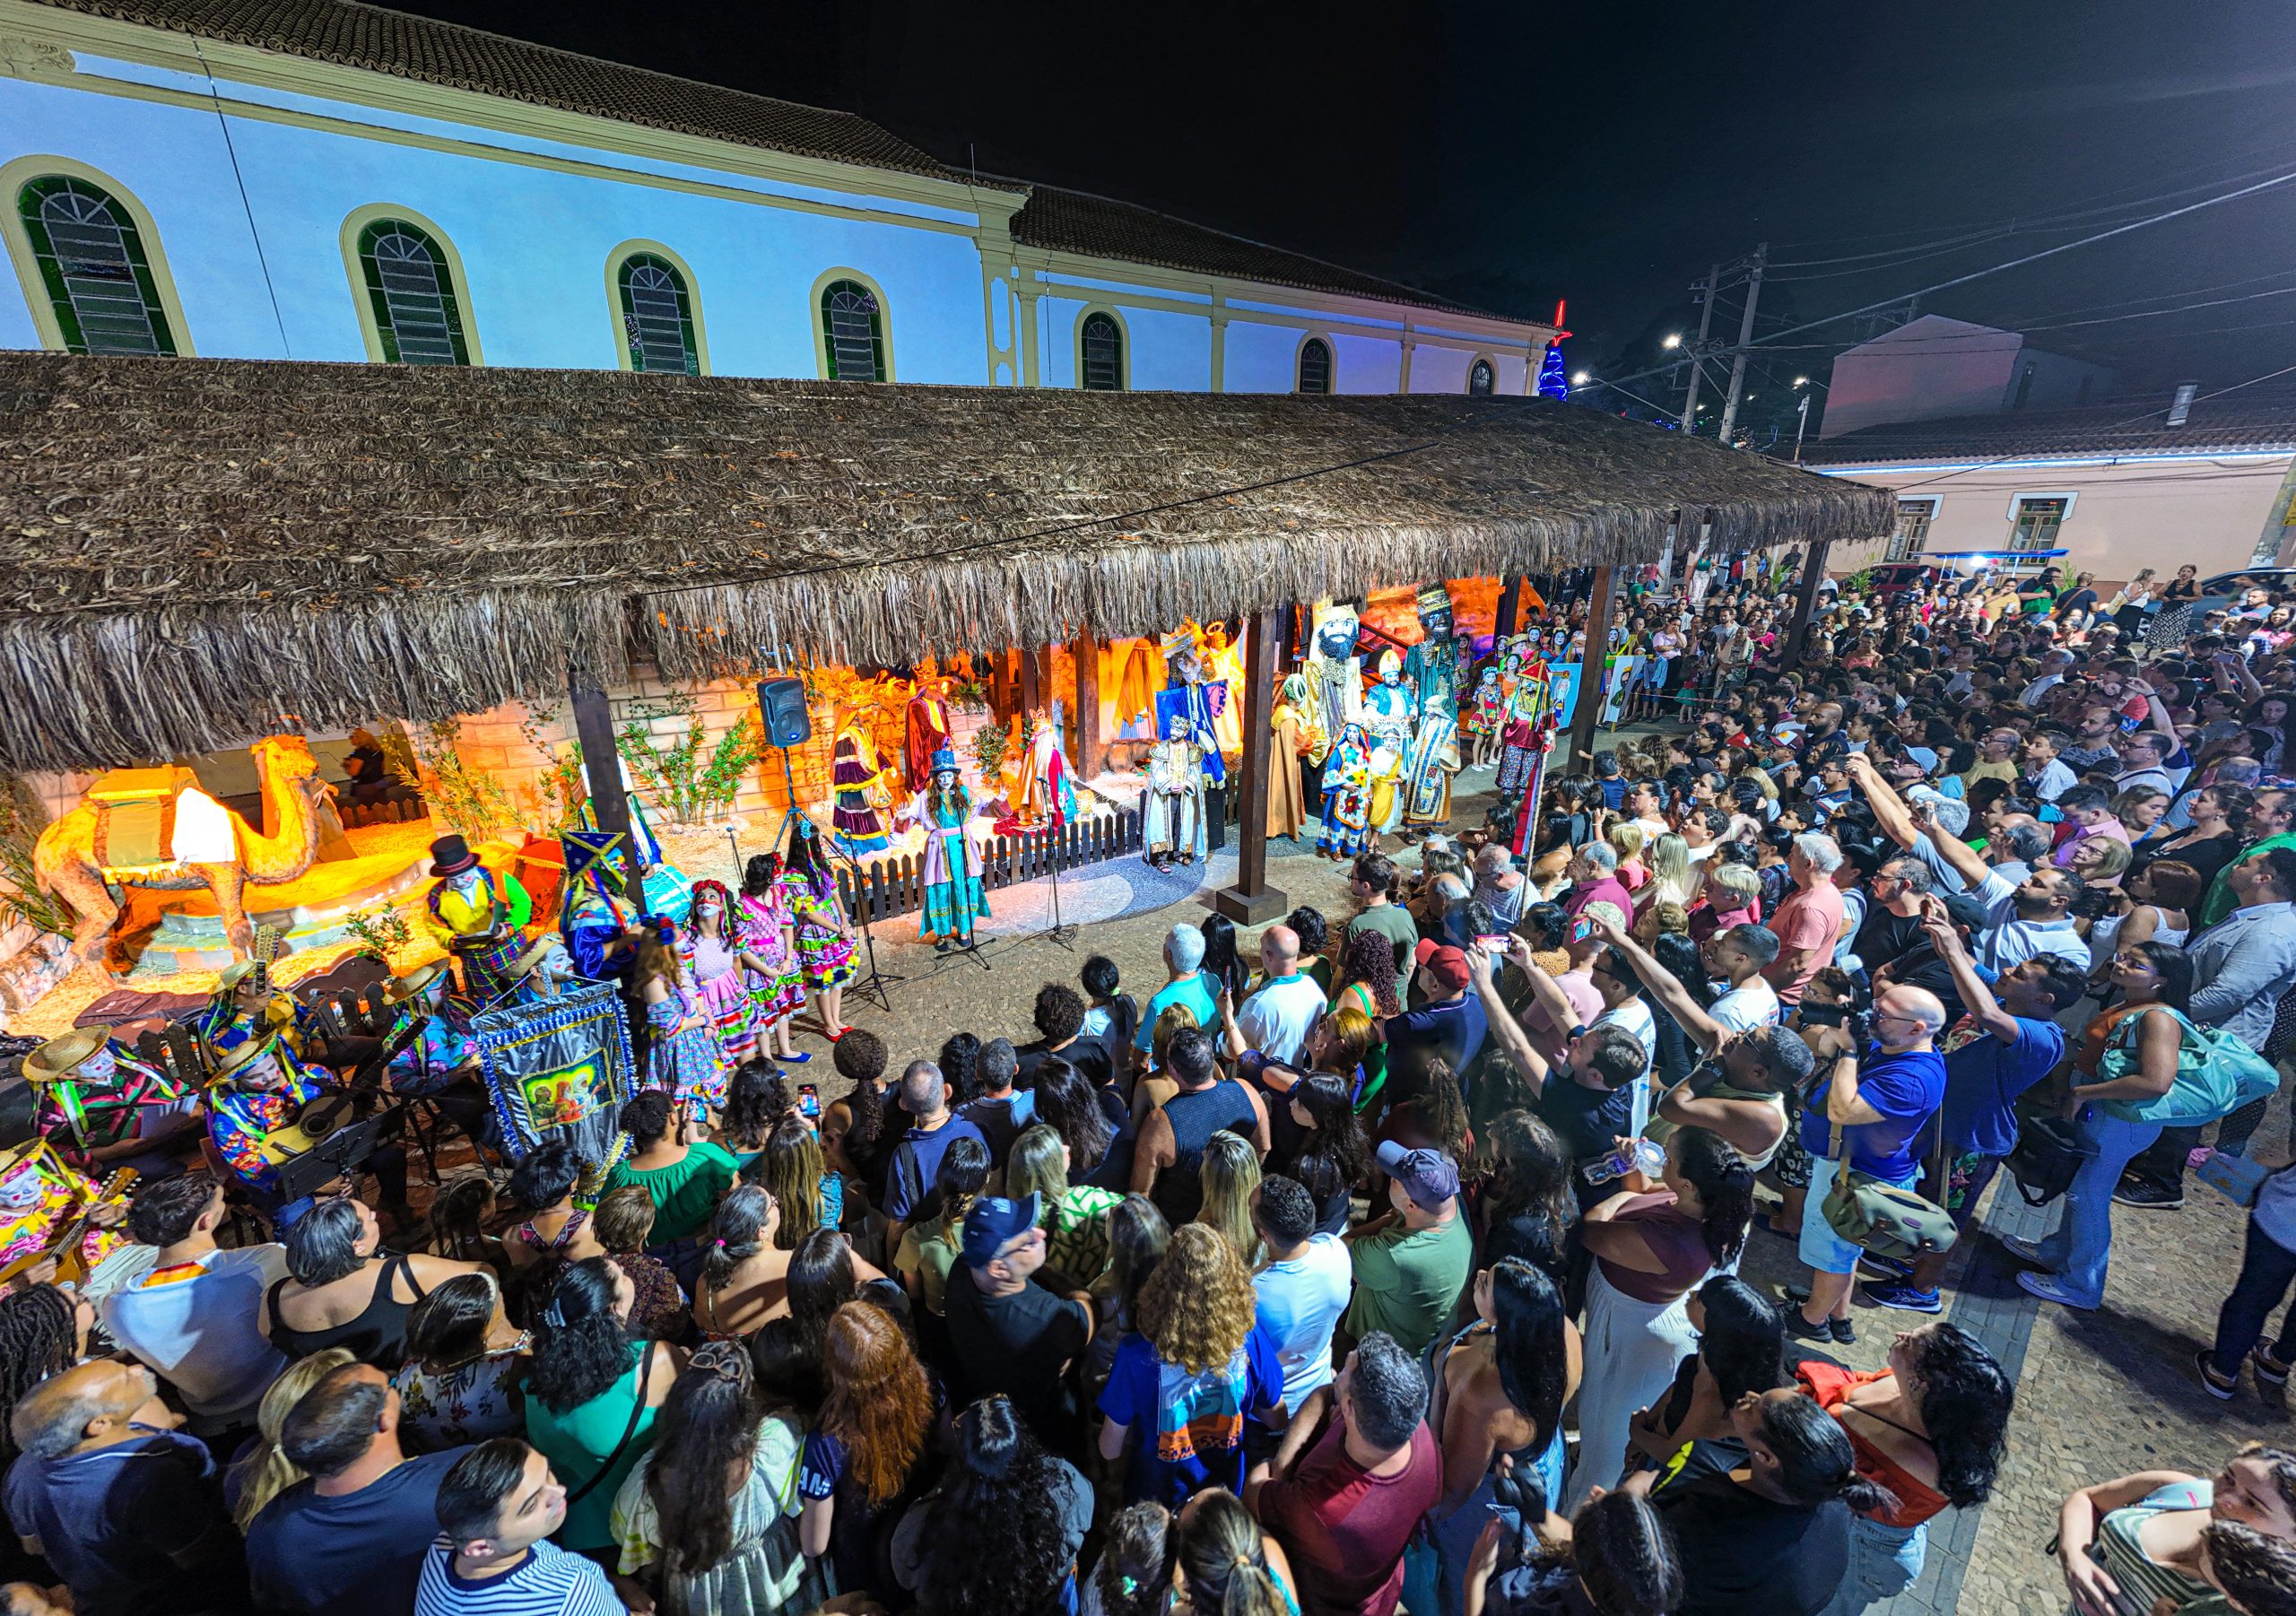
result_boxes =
[1661,334,1682,350]
[1570,370,1590,385]
[1794,376,1809,387]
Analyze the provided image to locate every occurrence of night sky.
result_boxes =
[402,0,2296,411]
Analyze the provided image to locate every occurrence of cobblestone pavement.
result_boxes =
[699,748,2295,1616]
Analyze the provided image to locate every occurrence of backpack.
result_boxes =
[2099,1006,2280,1127]
[2005,1114,2096,1206]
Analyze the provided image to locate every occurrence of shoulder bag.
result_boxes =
[2098,1006,2279,1126]
[1821,1116,1958,1263]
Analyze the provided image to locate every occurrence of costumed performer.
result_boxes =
[420,833,534,1002]
[573,752,691,917]
[1152,641,1227,857]
[1397,585,1465,837]
[0,1141,132,1287]
[830,704,893,858]
[1018,710,1080,830]
[633,921,726,1119]
[194,957,318,1073]
[1463,665,1505,769]
[1301,601,1365,766]
[735,854,808,1064]
[1401,583,1464,721]
[895,747,990,951]
[1317,722,1374,860]
[904,674,954,795]
[1267,674,1316,841]
[782,817,857,1040]
[559,830,648,986]
[1199,622,1248,760]
[1144,708,1205,871]
[23,1030,197,1179]
[202,1036,409,1223]
[1361,648,1418,842]
[1494,639,1557,797]
[374,959,493,1152]
[680,880,770,1066]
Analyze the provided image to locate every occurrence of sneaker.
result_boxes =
[2111,1183,2184,1211]
[1999,1235,2048,1265]
[1863,1282,1944,1314]
[1784,1309,1835,1344]
[1857,1254,1912,1283]
[2196,1350,2239,1401]
[1830,1316,1857,1345]
[2016,1272,2100,1310]
[1780,1282,1813,1308]
[2255,1348,2292,1387]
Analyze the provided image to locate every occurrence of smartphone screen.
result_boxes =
[1474,933,1509,956]
[1570,918,1593,943]
[798,1083,821,1119]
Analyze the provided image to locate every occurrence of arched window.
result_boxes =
[821,278,885,381]
[15,175,176,356]
[617,252,698,374]
[1297,336,1333,395]
[1468,358,1495,395]
[1080,310,1124,390]
[355,218,469,365]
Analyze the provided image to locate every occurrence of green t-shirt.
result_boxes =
[603,1141,739,1244]
[526,1342,658,1551]
[1346,904,1420,978]
[1344,1212,1474,1359]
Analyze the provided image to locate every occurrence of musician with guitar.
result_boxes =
[202,1037,413,1230]
[23,1030,202,1178]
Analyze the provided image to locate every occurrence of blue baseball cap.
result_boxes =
[958,1194,1043,1269]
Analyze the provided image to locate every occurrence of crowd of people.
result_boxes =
[5,556,2296,1616]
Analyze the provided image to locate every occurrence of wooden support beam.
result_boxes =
[1497,576,1524,638]
[1019,643,1042,717]
[1074,624,1104,778]
[1214,608,1287,924]
[1566,564,1619,769]
[988,647,1013,720]
[1783,540,1834,671]
[568,664,641,896]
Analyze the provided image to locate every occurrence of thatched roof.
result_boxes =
[0,353,1893,771]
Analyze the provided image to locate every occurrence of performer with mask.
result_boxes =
[560,830,648,986]
[24,1030,196,1177]
[735,854,807,1064]
[1397,584,1465,838]
[782,818,857,1041]
[375,959,494,1153]
[895,748,991,951]
[1361,649,1418,844]
[1145,708,1206,871]
[680,881,772,1064]
[422,835,534,1002]
[1301,601,1365,769]
[1316,723,1375,860]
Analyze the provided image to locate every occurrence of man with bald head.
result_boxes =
[1236,923,1328,1065]
[1787,982,1949,1346]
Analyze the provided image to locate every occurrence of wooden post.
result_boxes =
[1074,624,1104,778]
[1019,643,1042,717]
[1566,564,1619,769]
[1497,576,1524,638]
[1214,608,1287,924]
[988,648,1013,720]
[1783,538,1834,670]
[568,663,642,896]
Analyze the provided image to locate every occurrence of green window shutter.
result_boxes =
[17,176,176,356]
[1080,312,1123,390]
[356,220,469,365]
[821,280,884,381]
[619,254,698,375]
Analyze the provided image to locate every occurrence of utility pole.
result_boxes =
[1717,241,1768,445]
[1679,262,1719,431]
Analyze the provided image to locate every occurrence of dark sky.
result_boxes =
[404,0,2296,401]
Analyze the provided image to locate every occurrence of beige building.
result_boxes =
[1800,382,2296,586]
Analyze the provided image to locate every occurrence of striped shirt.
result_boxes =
[413,1539,622,1616]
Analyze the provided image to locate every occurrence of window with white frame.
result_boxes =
[2008,494,2069,568]
[1885,497,1938,562]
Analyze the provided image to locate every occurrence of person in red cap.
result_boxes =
[1378,942,1487,1083]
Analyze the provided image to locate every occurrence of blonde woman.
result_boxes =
[1193,1131,1265,1269]
[227,1346,356,1532]
[1006,1124,1126,1282]
[1131,1003,1203,1130]
[1637,833,1698,913]
[1605,821,1649,894]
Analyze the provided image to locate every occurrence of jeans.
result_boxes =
[1819,1516,1926,1616]
[2212,1216,2296,1370]
[2038,1108,2164,1308]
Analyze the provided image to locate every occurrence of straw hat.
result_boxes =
[22,1030,107,1085]
[216,1038,283,1080]
[381,960,453,1007]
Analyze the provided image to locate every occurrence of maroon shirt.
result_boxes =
[1258,1416,1443,1616]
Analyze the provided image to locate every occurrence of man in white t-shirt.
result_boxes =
[1236,924,1328,1066]
[1705,924,1784,1032]
[1249,1176,1353,1417]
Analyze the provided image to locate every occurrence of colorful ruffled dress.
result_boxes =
[736,889,804,1029]
[782,871,855,989]
[646,983,727,1114]
[681,930,761,1066]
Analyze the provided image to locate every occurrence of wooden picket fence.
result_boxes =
[835,799,1148,924]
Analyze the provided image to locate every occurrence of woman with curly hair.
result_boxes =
[1194,1130,1265,1268]
[524,1256,683,1554]
[820,1027,895,1195]
[745,1116,842,1248]
[1274,1071,1369,1236]
[939,1032,984,1108]
[0,1284,87,1464]
[613,1338,824,1616]
[712,1058,793,1169]
[1096,1223,1283,1505]
[893,1394,1094,1616]
[798,1300,939,1597]
[1335,926,1403,1020]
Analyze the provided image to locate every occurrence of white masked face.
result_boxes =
[75,1047,117,1088]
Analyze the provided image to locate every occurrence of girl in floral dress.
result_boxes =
[679,882,770,1069]
[735,855,807,1064]
[635,927,727,1116]
[780,820,857,1040]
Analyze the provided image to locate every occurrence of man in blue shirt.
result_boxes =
[882,1058,989,1247]
[1788,984,1948,1345]
[1383,943,1488,1081]
[1866,918,2083,1313]
[1135,922,1220,1053]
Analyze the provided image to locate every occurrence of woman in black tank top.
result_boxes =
[262,1198,483,1371]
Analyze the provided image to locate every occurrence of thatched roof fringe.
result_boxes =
[0,355,1894,771]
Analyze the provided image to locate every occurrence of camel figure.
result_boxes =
[35,735,335,977]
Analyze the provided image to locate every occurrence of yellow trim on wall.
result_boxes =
[337,202,483,364]
[1465,352,1499,395]
[809,265,895,382]
[1072,301,1132,391]
[603,238,711,375]
[1294,328,1337,394]
[0,152,196,355]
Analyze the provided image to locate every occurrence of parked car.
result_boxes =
[1856,562,1939,599]
[2196,568,2296,608]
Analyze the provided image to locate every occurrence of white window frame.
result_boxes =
[2005,490,2078,571]
[1885,494,1942,563]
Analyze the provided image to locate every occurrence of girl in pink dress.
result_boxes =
[679,882,772,1069]
[735,856,808,1064]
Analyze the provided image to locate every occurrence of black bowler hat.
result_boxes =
[430,834,482,877]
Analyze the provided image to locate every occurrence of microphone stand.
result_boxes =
[1027,817,1078,952]
[821,830,906,1012]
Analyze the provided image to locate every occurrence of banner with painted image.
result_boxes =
[473,983,636,1170]
[1548,663,1582,728]
[1599,656,1643,725]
